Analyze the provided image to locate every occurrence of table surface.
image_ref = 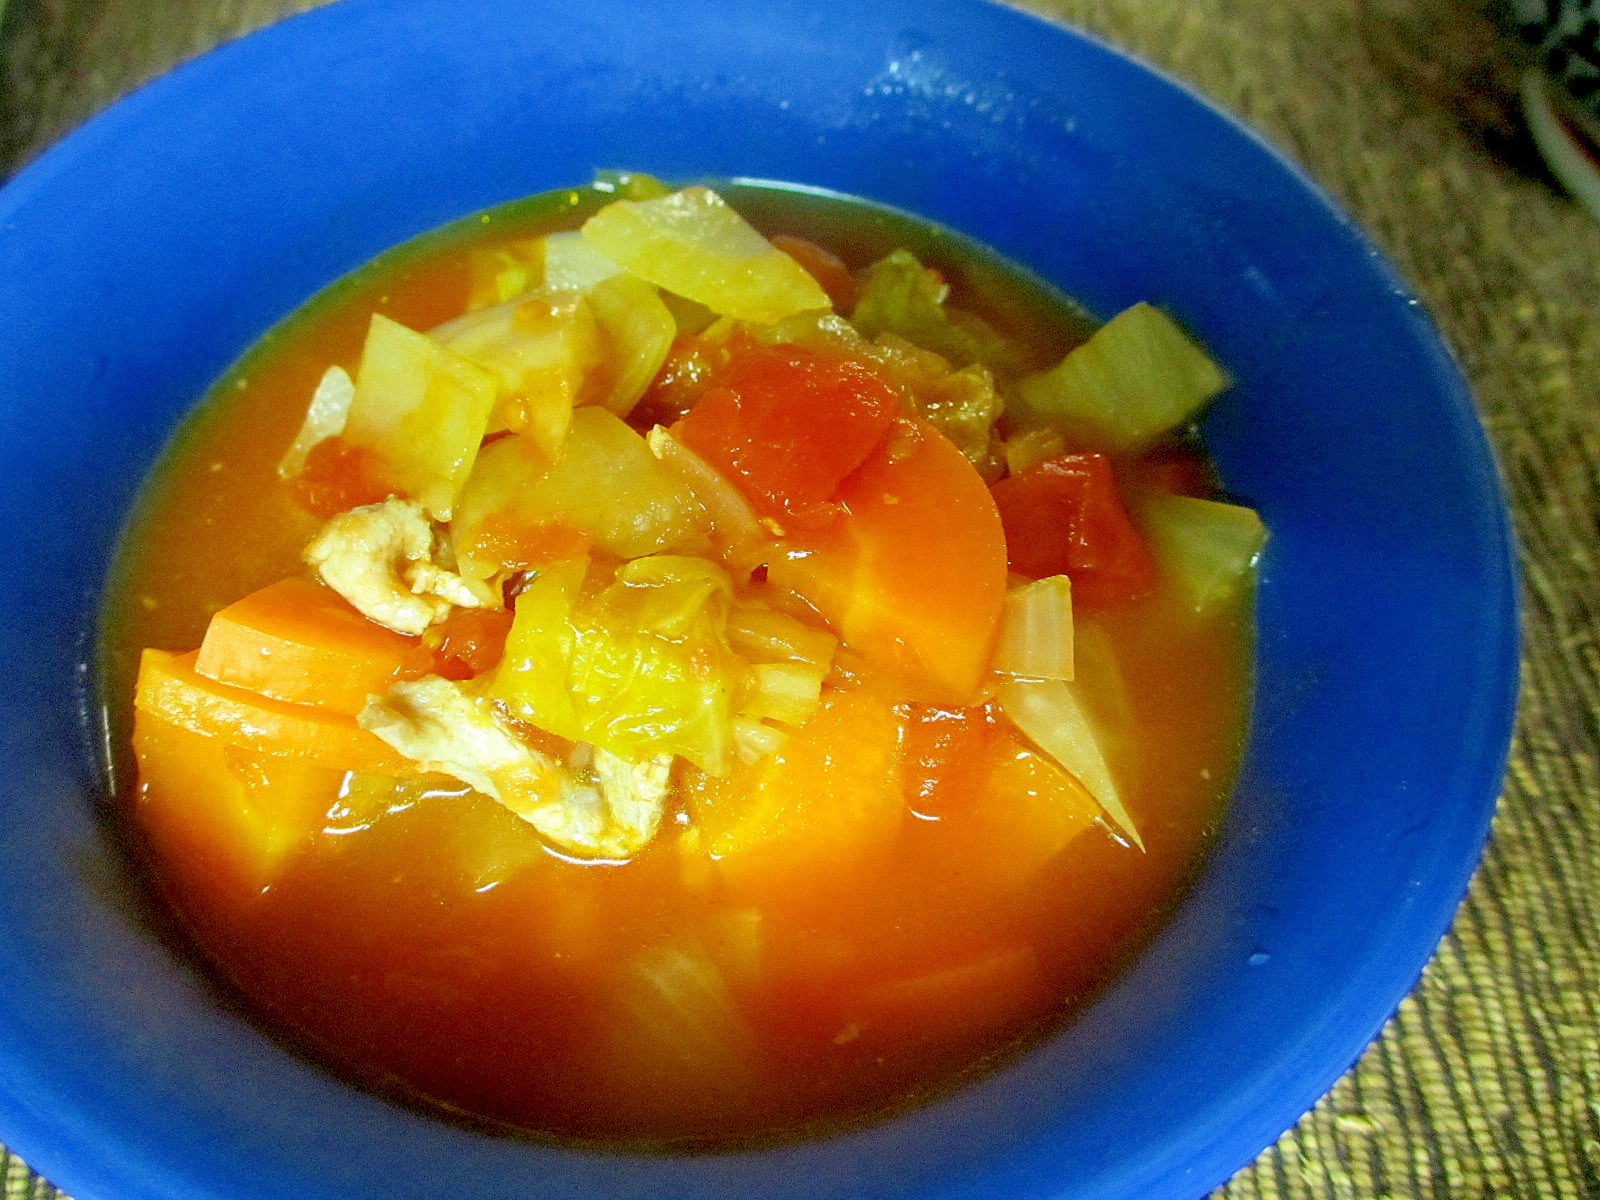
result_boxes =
[3,0,1596,1197]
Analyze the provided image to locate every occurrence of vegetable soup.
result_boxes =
[99,176,1262,1147]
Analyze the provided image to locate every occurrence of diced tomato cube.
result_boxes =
[990,452,1156,607]
[674,342,898,523]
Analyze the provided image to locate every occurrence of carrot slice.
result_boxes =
[135,647,419,774]
[194,576,436,714]
[768,419,1008,705]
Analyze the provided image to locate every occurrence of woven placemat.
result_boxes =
[3,0,1595,1196]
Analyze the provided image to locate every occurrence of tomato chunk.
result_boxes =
[990,452,1156,607]
[674,342,898,523]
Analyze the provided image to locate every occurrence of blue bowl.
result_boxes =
[0,1,1518,1197]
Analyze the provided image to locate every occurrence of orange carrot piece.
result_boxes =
[679,685,904,906]
[135,647,419,774]
[923,725,1102,901]
[133,708,344,899]
[767,418,1008,705]
[194,576,436,714]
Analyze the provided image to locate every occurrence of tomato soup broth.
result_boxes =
[101,180,1255,1146]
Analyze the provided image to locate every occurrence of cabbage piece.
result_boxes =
[739,662,827,726]
[580,185,830,323]
[485,557,587,741]
[849,249,1016,371]
[1012,302,1229,450]
[1000,425,1066,476]
[278,365,354,478]
[342,313,500,521]
[539,230,624,292]
[994,676,1143,851]
[645,425,767,571]
[992,575,1074,681]
[489,555,739,775]
[725,605,837,670]
[431,291,602,459]
[1140,493,1266,614]
[452,406,709,590]
[583,272,677,416]
[730,716,789,764]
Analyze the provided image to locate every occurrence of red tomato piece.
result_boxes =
[770,233,860,312]
[990,452,1156,607]
[897,702,997,820]
[673,342,899,523]
[284,435,399,519]
[1136,440,1217,498]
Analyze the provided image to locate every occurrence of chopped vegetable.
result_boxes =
[678,685,903,902]
[278,365,354,479]
[580,185,831,323]
[644,425,767,570]
[604,940,756,1108]
[992,574,1075,681]
[673,340,900,523]
[989,452,1156,607]
[994,675,1142,850]
[134,648,419,774]
[1000,425,1066,477]
[133,709,344,897]
[490,554,741,775]
[850,248,1016,371]
[452,406,709,591]
[768,418,1008,705]
[896,702,995,820]
[431,291,601,459]
[425,605,515,678]
[1140,493,1267,614]
[194,576,435,714]
[539,230,623,292]
[1012,301,1229,450]
[582,272,677,416]
[342,313,500,520]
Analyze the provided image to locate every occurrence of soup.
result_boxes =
[99,176,1262,1147]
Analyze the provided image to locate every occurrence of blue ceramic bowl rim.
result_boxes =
[0,2,1519,1199]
